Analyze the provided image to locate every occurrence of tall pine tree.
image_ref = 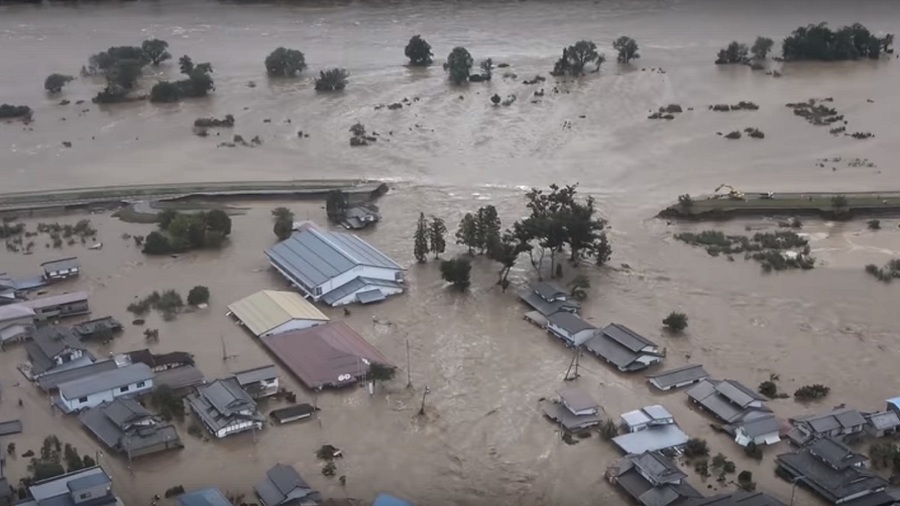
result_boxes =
[414,212,430,263]
[429,217,447,259]
[456,213,479,254]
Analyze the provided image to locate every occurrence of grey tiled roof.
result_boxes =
[794,408,866,434]
[58,363,153,399]
[186,378,261,433]
[79,400,181,456]
[777,438,887,503]
[602,323,656,352]
[32,326,85,359]
[518,289,580,317]
[547,312,595,334]
[647,364,710,390]
[233,365,278,386]
[254,464,319,506]
[41,257,80,273]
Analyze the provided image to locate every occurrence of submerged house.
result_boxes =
[178,488,233,506]
[79,398,182,459]
[0,303,35,345]
[16,466,119,506]
[546,312,596,347]
[228,290,330,338]
[232,364,279,399]
[266,227,405,306]
[787,407,867,446]
[57,363,154,413]
[519,281,580,324]
[613,405,689,455]
[72,316,122,341]
[686,379,779,447]
[541,387,603,431]
[254,463,322,506]
[867,410,900,438]
[647,364,709,391]
[186,377,264,438]
[583,323,663,372]
[22,291,90,321]
[124,349,194,372]
[776,437,893,505]
[607,451,703,506]
[0,273,21,306]
[340,206,381,230]
[41,257,81,282]
[26,326,92,379]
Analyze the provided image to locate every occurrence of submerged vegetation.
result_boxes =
[864,259,900,282]
[794,384,830,401]
[127,289,185,320]
[674,230,815,271]
[551,40,604,76]
[782,23,893,61]
[141,209,232,255]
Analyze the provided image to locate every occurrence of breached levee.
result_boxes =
[659,191,900,221]
[0,179,389,214]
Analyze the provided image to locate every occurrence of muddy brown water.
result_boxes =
[2,0,900,505]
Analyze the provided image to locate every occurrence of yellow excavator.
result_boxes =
[714,184,745,200]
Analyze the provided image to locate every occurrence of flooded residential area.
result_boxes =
[2,1,900,505]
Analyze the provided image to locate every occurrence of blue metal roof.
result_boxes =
[266,228,403,289]
[887,397,900,410]
[373,494,414,506]
[178,488,232,506]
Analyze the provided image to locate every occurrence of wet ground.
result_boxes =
[2,0,900,504]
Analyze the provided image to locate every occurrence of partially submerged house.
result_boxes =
[519,281,580,323]
[259,321,394,390]
[232,364,279,399]
[266,227,405,306]
[583,323,663,372]
[270,404,318,425]
[16,466,119,506]
[41,257,81,282]
[786,407,867,446]
[37,359,119,392]
[340,205,381,230]
[25,326,92,379]
[22,291,90,321]
[607,451,703,506]
[546,312,596,347]
[178,488,233,506]
[124,348,194,372]
[776,437,893,505]
[0,303,35,345]
[254,463,322,506]
[79,398,182,459]
[72,316,122,341]
[186,377,264,438]
[154,365,206,392]
[541,387,603,431]
[613,405,689,455]
[695,491,788,505]
[647,364,709,391]
[686,379,779,447]
[0,273,21,306]
[57,363,154,413]
[867,410,900,438]
[228,290,330,338]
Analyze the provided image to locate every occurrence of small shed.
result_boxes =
[41,257,81,281]
[867,411,900,438]
[270,404,318,425]
[233,364,279,399]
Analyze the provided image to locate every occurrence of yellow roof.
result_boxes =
[227,290,329,336]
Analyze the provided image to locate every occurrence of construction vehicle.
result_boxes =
[714,184,745,200]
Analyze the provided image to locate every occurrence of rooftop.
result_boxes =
[259,322,393,389]
[777,438,887,503]
[732,414,780,438]
[518,289,581,317]
[613,423,689,455]
[254,463,321,506]
[125,349,194,369]
[557,387,598,413]
[37,360,119,391]
[79,399,182,456]
[266,228,403,289]
[601,323,656,352]
[228,290,329,336]
[546,312,596,335]
[0,303,35,321]
[646,364,710,390]
[794,407,867,434]
[154,365,205,391]
[21,291,89,310]
[687,379,771,424]
[319,277,402,306]
[868,411,900,431]
[178,488,233,506]
[695,491,788,505]
[233,364,278,386]
[41,257,80,272]
[532,281,568,301]
[29,466,113,505]
[58,363,153,400]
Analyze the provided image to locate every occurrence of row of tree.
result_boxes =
[550,37,640,77]
[413,184,612,291]
[263,47,350,91]
[717,23,894,64]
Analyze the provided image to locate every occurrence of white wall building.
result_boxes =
[57,363,154,413]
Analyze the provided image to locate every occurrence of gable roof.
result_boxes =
[602,323,656,352]
[714,380,764,407]
[557,387,598,412]
[233,364,278,386]
[647,364,710,390]
[736,414,780,438]
[41,257,80,272]
[125,349,194,369]
[629,451,687,484]
[777,439,887,503]
[794,408,867,434]
[547,312,595,334]
[32,325,85,358]
[0,303,35,321]
[38,360,119,391]
[868,411,900,431]
[260,322,393,389]
[266,228,403,289]
[533,281,567,300]
[254,464,319,506]
[178,488,233,506]
[228,290,329,336]
[21,291,89,310]
[59,363,153,400]
[518,289,581,317]
[30,466,112,503]
[687,379,772,424]
[807,437,867,469]
[198,377,256,415]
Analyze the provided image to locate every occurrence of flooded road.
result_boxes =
[2,0,900,505]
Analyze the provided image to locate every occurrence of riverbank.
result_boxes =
[0,180,388,214]
[658,191,900,221]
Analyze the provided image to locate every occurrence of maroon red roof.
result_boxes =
[260,322,393,389]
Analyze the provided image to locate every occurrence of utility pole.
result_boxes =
[418,386,431,416]
[563,348,580,381]
[406,338,412,388]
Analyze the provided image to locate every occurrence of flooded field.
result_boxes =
[2,0,900,504]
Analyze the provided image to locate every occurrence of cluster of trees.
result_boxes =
[550,37,639,76]
[149,56,215,103]
[127,289,185,320]
[272,207,295,241]
[413,213,447,262]
[662,311,688,332]
[22,436,95,486]
[142,209,232,255]
[187,285,210,306]
[405,35,433,66]
[716,36,775,64]
[0,104,32,121]
[783,23,893,61]
[456,205,501,255]
[265,47,307,77]
[314,68,349,91]
[326,190,348,222]
[44,73,74,93]
[440,257,472,290]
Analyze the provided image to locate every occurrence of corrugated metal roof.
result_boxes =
[260,322,393,389]
[38,360,119,391]
[22,291,89,310]
[0,304,35,321]
[178,488,233,506]
[233,364,278,386]
[41,257,80,272]
[602,323,656,352]
[647,364,709,390]
[319,277,401,306]
[266,228,403,289]
[30,467,110,501]
[154,365,205,390]
[228,290,329,336]
[59,363,153,399]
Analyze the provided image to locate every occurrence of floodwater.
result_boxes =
[2,0,900,505]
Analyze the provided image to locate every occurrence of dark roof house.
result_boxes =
[18,466,118,506]
[518,281,580,317]
[186,377,263,439]
[25,325,92,378]
[232,364,279,399]
[867,411,900,438]
[647,364,710,391]
[79,398,183,459]
[541,387,603,431]
[125,349,194,371]
[787,407,867,446]
[687,379,778,447]
[340,205,381,230]
[72,317,122,341]
[254,463,322,506]
[41,257,81,281]
[546,312,597,347]
[583,323,663,372]
[259,322,393,390]
[37,359,119,392]
[776,437,892,505]
[607,451,703,506]
[614,405,689,455]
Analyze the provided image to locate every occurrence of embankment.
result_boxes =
[659,191,900,221]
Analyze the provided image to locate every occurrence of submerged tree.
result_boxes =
[456,213,479,254]
[325,190,348,222]
[444,47,473,85]
[551,40,604,76]
[187,285,210,306]
[272,207,295,241]
[315,68,349,91]
[715,41,749,64]
[265,47,307,77]
[414,212,429,263]
[487,231,521,291]
[44,73,74,93]
[750,36,774,59]
[613,36,640,63]
[405,35,433,66]
[440,258,472,290]
[368,363,396,391]
[429,217,447,259]
[663,311,688,332]
[142,39,171,66]
[568,275,591,301]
